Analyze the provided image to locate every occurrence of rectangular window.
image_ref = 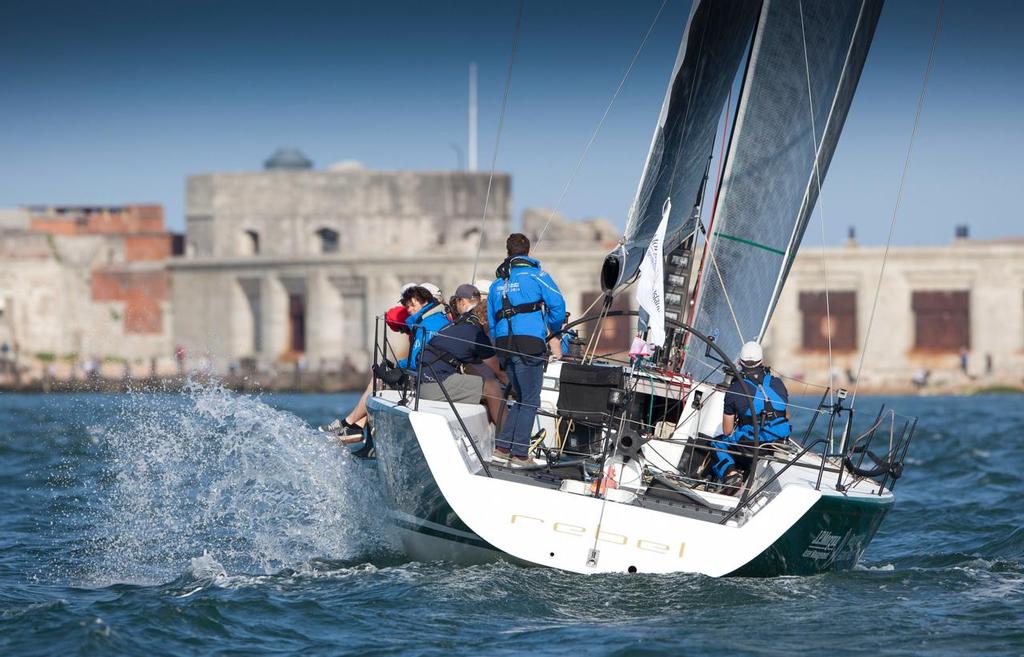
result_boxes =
[288,294,306,353]
[799,291,857,351]
[912,290,969,351]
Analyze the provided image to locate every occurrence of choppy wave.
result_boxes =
[77,382,396,584]
[1,391,1022,655]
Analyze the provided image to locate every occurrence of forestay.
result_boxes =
[685,0,883,380]
[602,0,761,293]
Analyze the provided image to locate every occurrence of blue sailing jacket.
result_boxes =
[398,302,451,372]
[487,256,566,357]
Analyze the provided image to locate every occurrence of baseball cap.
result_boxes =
[454,283,480,299]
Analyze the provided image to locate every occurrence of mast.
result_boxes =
[658,155,711,369]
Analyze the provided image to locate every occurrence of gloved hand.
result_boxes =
[373,360,407,387]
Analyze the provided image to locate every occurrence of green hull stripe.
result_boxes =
[728,494,894,577]
[717,232,786,256]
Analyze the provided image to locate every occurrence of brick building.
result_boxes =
[0,204,178,379]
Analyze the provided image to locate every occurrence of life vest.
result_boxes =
[401,303,450,372]
[422,310,481,372]
[496,256,546,325]
[733,373,791,443]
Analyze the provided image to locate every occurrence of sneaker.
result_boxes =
[319,418,363,437]
[491,447,511,462]
[510,454,536,468]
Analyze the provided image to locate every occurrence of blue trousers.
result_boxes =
[496,355,543,457]
[710,420,791,480]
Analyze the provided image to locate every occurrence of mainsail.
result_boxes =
[684,0,884,379]
[602,0,761,293]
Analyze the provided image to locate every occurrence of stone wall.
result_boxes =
[185,170,511,259]
[0,206,177,380]
[170,247,612,373]
[764,240,1024,391]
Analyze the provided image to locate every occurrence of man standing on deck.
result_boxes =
[488,233,566,464]
[710,341,792,493]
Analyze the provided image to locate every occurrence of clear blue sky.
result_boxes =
[0,0,1020,245]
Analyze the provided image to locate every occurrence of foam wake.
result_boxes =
[83,381,394,584]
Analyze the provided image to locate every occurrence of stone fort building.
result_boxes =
[170,149,1023,392]
[171,149,619,374]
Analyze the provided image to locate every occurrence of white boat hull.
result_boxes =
[368,391,893,576]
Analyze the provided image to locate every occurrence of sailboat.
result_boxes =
[366,0,916,576]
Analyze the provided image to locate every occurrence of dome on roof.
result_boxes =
[328,160,366,171]
[264,147,313,170]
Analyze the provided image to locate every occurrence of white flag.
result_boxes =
[636,197,670,347]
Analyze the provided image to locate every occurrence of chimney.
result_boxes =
[845,225,858,248]
[955,224,969,241]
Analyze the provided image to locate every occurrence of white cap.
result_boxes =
[420,283,442,299]
[474,278,492,295]
[738,341,763,367]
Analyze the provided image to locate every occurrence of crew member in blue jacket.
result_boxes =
[398,286,450,371]
[711,341,792,492]
[400,284,490,404]
[488,233,566,464]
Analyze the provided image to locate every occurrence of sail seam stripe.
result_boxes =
[715,232,785,256]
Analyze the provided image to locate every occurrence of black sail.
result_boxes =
[603,0,762,292]
[684,0,883,379]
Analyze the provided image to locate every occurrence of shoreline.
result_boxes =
[0,375,1019,397]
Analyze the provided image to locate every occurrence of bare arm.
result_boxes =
[483,356,508,385]
[723,414,735,435]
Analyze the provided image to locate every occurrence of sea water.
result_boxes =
[1,385,1021,656]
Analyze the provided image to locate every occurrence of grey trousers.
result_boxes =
[419,373,484,404]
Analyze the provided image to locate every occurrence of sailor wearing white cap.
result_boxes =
[420,282,443,304]
[709,340,792,494]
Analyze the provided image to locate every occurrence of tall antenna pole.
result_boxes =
[468,62,478,171]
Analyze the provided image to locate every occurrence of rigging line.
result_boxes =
[586,361,645,564]
[698,221,745,344]
[851,0,944,409]
[798,0,834,407]
[471,0,525,282]
[534,0,668,247]
[583,300,613,363]
[758,4,866,347]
